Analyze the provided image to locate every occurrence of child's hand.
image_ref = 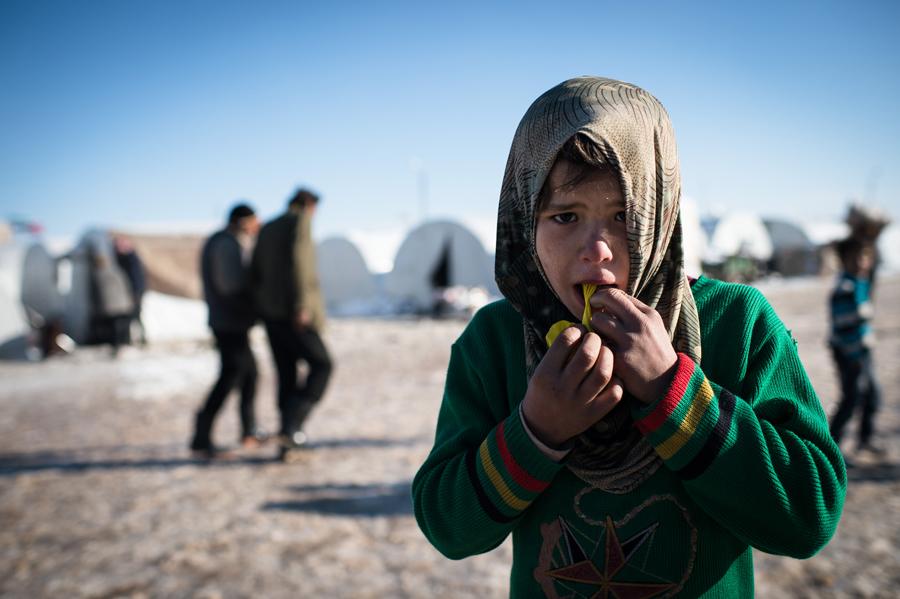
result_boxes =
[521,325,624,448]
[589,288,679,404]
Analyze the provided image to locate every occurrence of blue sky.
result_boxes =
[1,0,898,242]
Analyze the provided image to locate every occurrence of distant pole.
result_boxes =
[410,157,428,222]
[418,168,429,221]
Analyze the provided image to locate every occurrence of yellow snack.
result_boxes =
[580,283,597,327]
[545,283,598,347]
[545,319,575,348]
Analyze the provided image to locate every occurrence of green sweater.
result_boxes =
[412,277,845,598]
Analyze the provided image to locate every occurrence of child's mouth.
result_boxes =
[574,282,616,299]
[576,283,616,325]
[546,283,618,347]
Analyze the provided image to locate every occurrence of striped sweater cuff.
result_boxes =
[465,410,563,522]
[632,353,736,480]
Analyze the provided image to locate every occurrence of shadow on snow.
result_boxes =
[0,436,425,476]
[262,481,413,518]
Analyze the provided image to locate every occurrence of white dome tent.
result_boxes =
[763,218,820,276]
[316,236,378,315]
[701,213,774,282]
[21,243,66,330]
[0,236,69,359]
[0,241,29,357]
[385,219,496,314]
[705,213,774,263]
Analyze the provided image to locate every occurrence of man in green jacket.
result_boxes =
[252,188,332,460]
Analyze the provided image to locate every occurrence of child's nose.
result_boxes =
[580,233,614,263]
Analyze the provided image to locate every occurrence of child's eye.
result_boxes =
[614,210,627,223]
[551,212,578,224]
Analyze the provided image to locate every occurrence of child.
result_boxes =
[828,237,882,456]
[412,77,845,597]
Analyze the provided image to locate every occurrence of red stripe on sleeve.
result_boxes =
[636,353,696,434]
[496,420,550,493]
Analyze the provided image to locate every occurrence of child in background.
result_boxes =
[828,237,883,457]
[412,77,845,597]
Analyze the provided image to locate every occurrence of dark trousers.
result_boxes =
[264,320,333,437]
[91,315,132,350]
[192,329,258,448]
[829,349,880,446]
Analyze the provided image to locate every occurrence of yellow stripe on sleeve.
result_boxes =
[478,442,529,511]
[656,377,714,460]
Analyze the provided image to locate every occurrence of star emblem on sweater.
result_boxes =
[546,516,675,599]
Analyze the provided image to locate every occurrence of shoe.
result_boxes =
[278,431,309,463]
[281,431,308,448]
[241,430,271,449]
[241,436,262,449]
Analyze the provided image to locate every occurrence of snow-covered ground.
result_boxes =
[141,291,209,342]
[0,276,898,598]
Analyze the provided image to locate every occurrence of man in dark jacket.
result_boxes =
[252,188,332,460]
[190,203,263,457]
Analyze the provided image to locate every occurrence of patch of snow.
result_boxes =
[142,291,209,342]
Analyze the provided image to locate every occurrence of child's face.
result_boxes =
[845,247,875,277]
[536,160,630,319]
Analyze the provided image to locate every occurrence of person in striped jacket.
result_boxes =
[828,237,883,457]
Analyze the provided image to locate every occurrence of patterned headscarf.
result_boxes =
[495,77,701,492]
